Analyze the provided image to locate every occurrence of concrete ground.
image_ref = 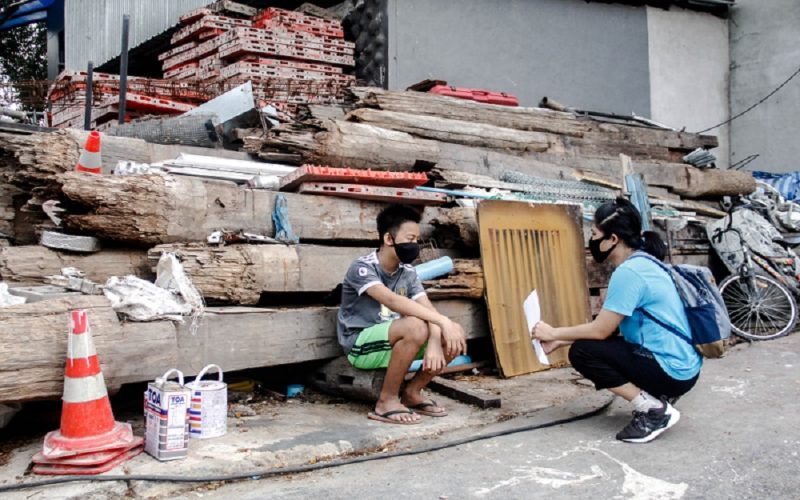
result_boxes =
[190,333,800,499]
[0,364,608,499]
[3,333,796,499]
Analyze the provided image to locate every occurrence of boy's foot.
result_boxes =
[370,400,420,424]
[401,391,447,417]
[368,409,420,425]
[406,399,448,417]
[616,401,680,443]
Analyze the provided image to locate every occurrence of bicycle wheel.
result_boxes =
[719,274,798,341]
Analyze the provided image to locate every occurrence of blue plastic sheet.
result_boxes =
[752,171,800,201]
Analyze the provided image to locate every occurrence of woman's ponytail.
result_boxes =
[641,231,667,261]
[595,198,668,262]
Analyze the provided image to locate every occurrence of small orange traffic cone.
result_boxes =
[32,310,143,475]
[75,131,103,174]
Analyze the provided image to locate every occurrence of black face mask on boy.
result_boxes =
[589,234,617,263]
[391,238,421,264]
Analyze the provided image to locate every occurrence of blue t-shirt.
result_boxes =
[602,253,702,380]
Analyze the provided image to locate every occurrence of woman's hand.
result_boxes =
[532,321,558,342]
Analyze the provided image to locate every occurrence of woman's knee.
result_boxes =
[568,339,595,368]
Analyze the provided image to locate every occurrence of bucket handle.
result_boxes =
[156,368,184,386]
[194,364,223,383]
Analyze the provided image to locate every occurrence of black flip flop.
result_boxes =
[407,400,448,417]
[367,409,420,425]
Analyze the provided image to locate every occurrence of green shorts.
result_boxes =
[347,321,425,370]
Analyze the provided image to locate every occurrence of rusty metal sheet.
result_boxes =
[478,201,591,377]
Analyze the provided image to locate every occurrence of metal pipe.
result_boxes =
[118,14,130,125]
[83,61,94,130]
[0,106,27,121]
[539,97,571,112]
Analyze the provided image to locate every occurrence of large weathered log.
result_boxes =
[0,246,152,284]
[350,87,587,137]
[148,244,373,304]
[433,146,754,198]
[178,299,488,375]
[348,108,551,152]
[0,296,177,403]
[351,87,718,151]
[60,173,473,247]
[60,173,389,245]
[310,120,440,171]
[0,296,488,403]
[0,130,79,192]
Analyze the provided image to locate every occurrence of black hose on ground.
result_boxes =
[0,400,611,493]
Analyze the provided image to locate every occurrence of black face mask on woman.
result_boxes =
[589,235,617,263]
[391,239,421,264]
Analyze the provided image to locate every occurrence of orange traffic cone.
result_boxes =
[32,310,143,475]
[75,131,103,174]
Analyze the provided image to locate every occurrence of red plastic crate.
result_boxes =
[429,85,519,107]
[280,165,429,191]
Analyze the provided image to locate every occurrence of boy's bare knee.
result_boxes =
[403,317,428,345]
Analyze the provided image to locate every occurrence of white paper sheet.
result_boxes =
[523,289,550,366]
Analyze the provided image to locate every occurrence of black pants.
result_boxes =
[568,338,699,399]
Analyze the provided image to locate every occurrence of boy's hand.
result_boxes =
[440,318,467,357]
[423,343,446,373]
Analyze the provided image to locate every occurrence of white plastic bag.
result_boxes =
[0,283,25,307]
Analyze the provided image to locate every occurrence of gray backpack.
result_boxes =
[632,253,731,358]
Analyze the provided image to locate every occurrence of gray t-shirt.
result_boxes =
[336,250,427,353]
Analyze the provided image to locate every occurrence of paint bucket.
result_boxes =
[186,364,227,439]
[414,257,454,281]
[144,369,190,461]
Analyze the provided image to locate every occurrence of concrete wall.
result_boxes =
[646,7,730,168]
[387,0,651,114]
[730,0,800,173]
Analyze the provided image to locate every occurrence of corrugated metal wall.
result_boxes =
[64,0,211,70]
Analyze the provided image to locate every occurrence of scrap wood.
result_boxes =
[573,172,727,218]
[428,376,501,409]
[423,259,485,300]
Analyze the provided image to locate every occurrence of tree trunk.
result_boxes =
[149,243,372,304]
[0,246,152,284]
[60,173,392,245]
[348,108,551,152]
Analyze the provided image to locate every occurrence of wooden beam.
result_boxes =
[0,297,488,403]
[311,119,440,171]
[60,173,391,245]
[347,108,551,152]
[149,244,373,304]
[351,87,718,150]
[428,376,501,409]
[0,246,152,284]
[0,296,177,403]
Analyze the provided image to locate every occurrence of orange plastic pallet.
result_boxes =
[296,182,445,205]
[281,165,428,191]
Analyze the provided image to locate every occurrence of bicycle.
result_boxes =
[712,209,798,341]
